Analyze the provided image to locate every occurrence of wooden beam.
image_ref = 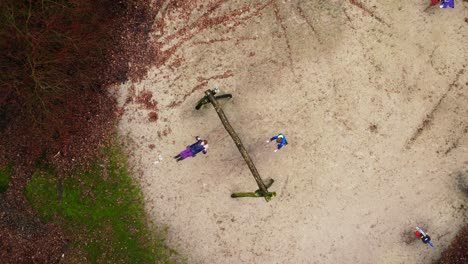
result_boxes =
[204,90,270,198]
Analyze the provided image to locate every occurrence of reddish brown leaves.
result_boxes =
[148,112,158,122]
[153,1,272,68]
[348,0,389,26]
[134,91,159,122]
[437,224,468,264]
[272,1,294,73]
[135,91,159,111]
[0,0,158,262]
[196,70,234,83]
[0,196,67,264]
[167,70,234,108]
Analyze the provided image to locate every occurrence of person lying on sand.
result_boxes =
[174,136,208,162]
[415,227,434,248]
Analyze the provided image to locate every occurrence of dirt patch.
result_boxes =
[118,1,468,263]
[369,123,378,133]
[401,229,419,245]
[456,170,468,197]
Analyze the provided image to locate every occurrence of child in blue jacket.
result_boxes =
[266,133,288,152]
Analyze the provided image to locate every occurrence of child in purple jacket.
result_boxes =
[174,136,209,162]
[439,0,454,8]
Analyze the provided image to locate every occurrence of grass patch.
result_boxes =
[0,164,12,193]
[25,146,175,263]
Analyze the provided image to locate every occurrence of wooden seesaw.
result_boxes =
[195,88,276,202]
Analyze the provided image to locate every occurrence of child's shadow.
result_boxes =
[246,139,273,159]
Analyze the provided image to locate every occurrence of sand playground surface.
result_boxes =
[115,1,467,263]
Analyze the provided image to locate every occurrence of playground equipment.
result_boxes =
[196,88,276,202]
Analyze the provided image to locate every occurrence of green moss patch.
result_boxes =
[26,146,175,263]
[0,164,12,193]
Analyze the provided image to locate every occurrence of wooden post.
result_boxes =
[230,178,276,201]
[204,90,272,201]
[230,191,276,201]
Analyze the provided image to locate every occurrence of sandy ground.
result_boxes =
[116,1,467,263]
